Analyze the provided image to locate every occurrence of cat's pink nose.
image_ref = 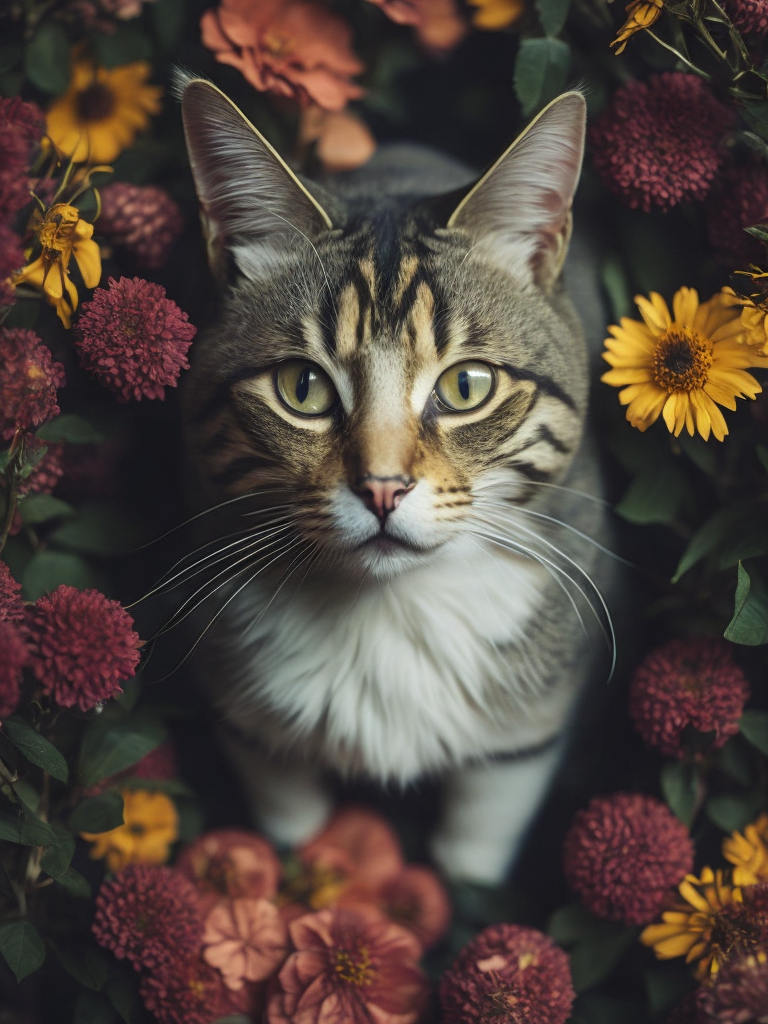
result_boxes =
[354,476,415,523]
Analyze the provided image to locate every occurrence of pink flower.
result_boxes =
[0,562,25,623]
[140,955,253,1024]
[0,620,28,723]
[725,0,768,33]
[299,806,404,892]
[700,949,768,1021]
[365,0,468,51]
[74,277,196,402]
[26,585,142,711]
[177,828,282,914]
[203,897,289,989]
[99,182,184,270]
[267,906,429,1024]
[200,0,364,112]
[0,96,45,221]
[0,328,65,440]
[341,865,451,949]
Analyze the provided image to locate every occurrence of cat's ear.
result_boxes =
[177,74,337,283]
[447,92,586,292]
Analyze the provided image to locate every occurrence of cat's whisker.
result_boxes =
[472,477,611,509]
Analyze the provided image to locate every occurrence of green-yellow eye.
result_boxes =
[434,361,495,412]
[275,362,337,416]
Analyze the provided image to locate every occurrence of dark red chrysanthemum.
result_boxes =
[0,224,25,307]
[0,96,45,221]
[706,161,768,268]
[0,620,28,722]
[26,585,142,711]
[267,906,429,1024]
[562,792,694,926]
[177,828,282,915]
[726,0,768,33]
[700,950,768,1021]
[99,183,184,270]
[440,923,575,1024]
[74,277,196,402]
[0,328,65,440]
[93,865,202,972]
[717,880,768,954]
[590,73,734,212]
[628,638,750,759]
[5,441,65,537]
[140,955,253,1024]
[0,562,25,623]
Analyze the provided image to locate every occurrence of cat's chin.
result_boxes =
[348,535,441,580]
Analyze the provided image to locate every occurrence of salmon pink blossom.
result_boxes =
[203,897,288,990]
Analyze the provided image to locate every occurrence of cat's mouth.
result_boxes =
[355,533,439,555]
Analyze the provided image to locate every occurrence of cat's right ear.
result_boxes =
[177,73,338,283]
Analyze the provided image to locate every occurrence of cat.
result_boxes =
[173,73,613,885]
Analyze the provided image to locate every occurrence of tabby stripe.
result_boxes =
[513,424,573,456]
[211,455,276,486]
[318,285,339,355]
[393,264,426,321]
[502,366,577,411]
[508,460,554,483]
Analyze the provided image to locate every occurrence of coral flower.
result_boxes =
[0,327,65,440]
[267,906,429,1024]
[611,0,664,53]
[46,52,161,164]
[203,897,289,990]
[81,789,178,872]
[13,204,101,328]
[367,865,451,949]
[602,287,768,441]
[300,807,404,894]
[200,0,364,112]
[467,0,524,29]
[177,828,282,914]
[723,813,768,886]
[366,0,468,50]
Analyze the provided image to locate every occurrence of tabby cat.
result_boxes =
[175,74,612,884]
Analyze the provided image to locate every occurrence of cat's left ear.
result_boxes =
[447,92,586,292]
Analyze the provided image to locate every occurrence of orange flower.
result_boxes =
[365,0,468,51]
[300,806,404,893]
[298,106,376,172]
[202,897,288,990]
[611,0,664,54]
[200,0,364,112]
[341,865,452,949]
[467,0,525,30]
[80,789,178,873]
[176,828,282,914]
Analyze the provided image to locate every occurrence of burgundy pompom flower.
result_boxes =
[0,96,45,221]
[0,620,28,722]
[140,955,252,1024]
[74,276,196,402]
[0,224,25,307]
[440,922,575,1024]
[26,585,142,711]
[629,637,750,759]
[267,906,429,1024]
[177,828,282,915]
[0,328,65,440]
[590,73,734,213]
[562,792,694,926]
[99,183,184,270]
[706,161,768,268]
[726,0,768,33]
[92,864,202,972]
[0,562,25,623]
[700,950,768,1021]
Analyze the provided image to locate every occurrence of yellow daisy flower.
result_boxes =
[46,52,162,165]
[468,0,525,30]
[80,789,179,873]
[13,203,101,328]
[640,867,744,978]
[723,813,768,886]
[611,0,664,54]
[721,267,768,355]
[601,286,768,441]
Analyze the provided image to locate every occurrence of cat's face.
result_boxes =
[180,78,588,582]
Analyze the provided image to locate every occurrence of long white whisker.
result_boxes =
[473,477,611,508]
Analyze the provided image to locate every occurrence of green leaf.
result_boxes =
[78,708,166,788]
[22,550,99,601]
[52,939,115,991]
[0,922,45,982]
[757,444,768,474]
[105,974,145,1024]
[2,717,69,782]
[40,824,75,879]
[0,801,57,849]
[706,792,764,832]
[74,989,121,1024]
[23,20,70,94]
[17,493,76,526]
[740,709,768,755]
[55,865,92,899]
[677,432,718,477]
[50,502,143,556]
[93,25,152,67]
[746,223,768,244]
[0,39,23,75]
[672,506,747,582]
[724,562,768,646]
[645,967,693,1015]
[714,737,753,787]
[37,414,111,444]
[569,923,637,992]
[2,298,39,330]
[536,0,571,35]
[513,38,572,117]
[69,791,124,834]
[151,0,186,50]
[547,903,597,945]
[615,464,687,526]
[661,761,698,826]
[600,255,632,322]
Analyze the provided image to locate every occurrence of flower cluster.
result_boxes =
[0,327,65,440]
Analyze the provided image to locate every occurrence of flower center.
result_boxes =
[38,205,80,260]
[128,823,146,836]
[263,30,293,60]
[334,945,373,986]
[653,328,713,393]
[76,82,116,123]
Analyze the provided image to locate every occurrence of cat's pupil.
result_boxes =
[295,367,311,404]
[458,370,470,401]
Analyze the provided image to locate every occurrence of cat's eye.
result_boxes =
[275,362,337,416]
[434,361,495,412]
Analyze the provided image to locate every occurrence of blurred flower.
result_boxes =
[0,562,25,623]
[92,863,201,971]
[0,328,65,440]
[99,182,184,270]
[84,739,180,798]
[0,620,28,723]
[721,265,768,355]
[26,584,141,712]
[81,788,178,872]
[440,922,575,1024]
[563,793,694,926]
[725,0,768,34]
[700,950,768,1022]
[706,162,768,268]
[640,870,768,978]
[200,0,364,111]
[723,814,768,886]
[0,225,26,307]
[602,288,766,441]
[8,441,65,536]
[467,0,524,29]
[364,865,451,949]
[140,955,251,1024]
[299,806,404,895]
[0,96,45,221]
[299,107,376,172]
[46,51,161,164]
[203,897,288,990]
[611,0,664,53]
[628,638,750,757]
[177,828,282,915]
[13,203,101,328]
[74,276,196,401]
[590,73,733,212]
[366,0,468,50]
[267,906,428,1024]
